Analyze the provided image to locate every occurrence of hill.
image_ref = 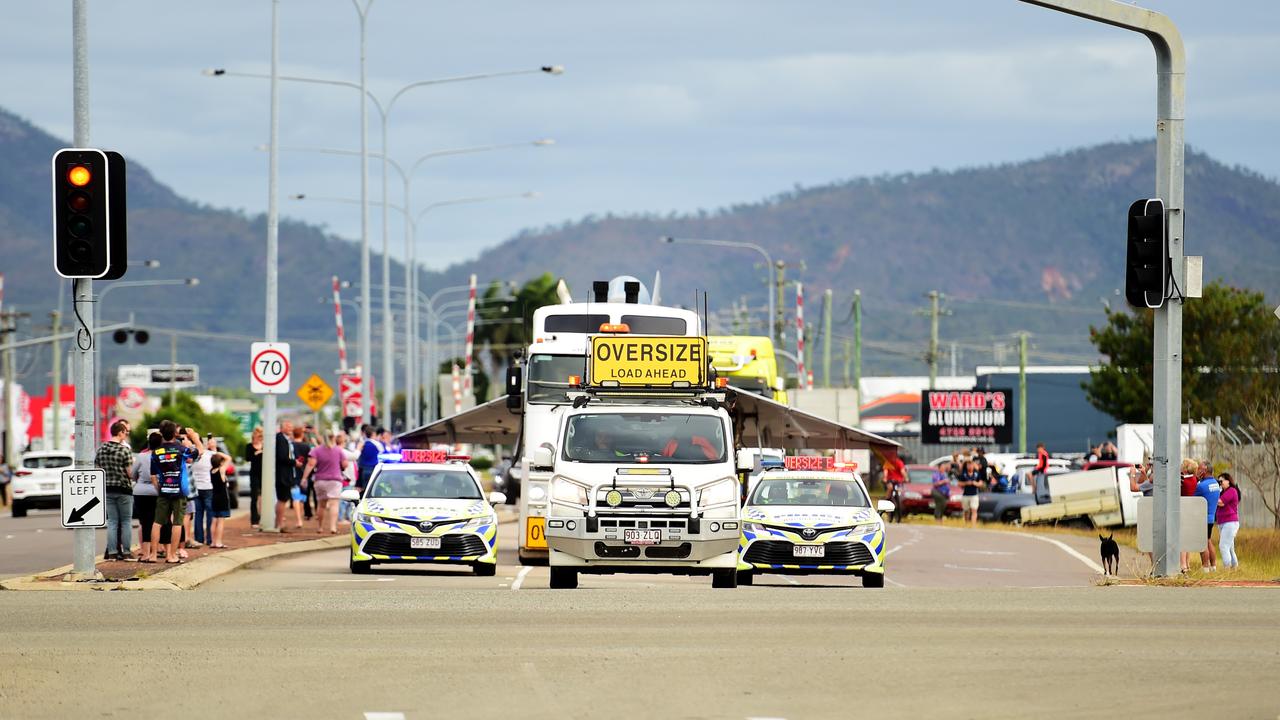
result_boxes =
[2,106,1278,400]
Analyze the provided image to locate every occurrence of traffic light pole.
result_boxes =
[1019,0,1185,576]
[69,0,99,580]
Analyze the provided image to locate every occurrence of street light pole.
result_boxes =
[1017,0,1187,578]
[658,237,776,344]
[261,0,282,532]
[352,0,374,427]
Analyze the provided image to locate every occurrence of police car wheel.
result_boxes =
[549,567,578,589]
[472,562,496,577]
[350,557,372,574]
[711,569,738,589]
[736,571,754,586]
[862,573,885,589]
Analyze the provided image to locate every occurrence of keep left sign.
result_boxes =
[61,469,106,528]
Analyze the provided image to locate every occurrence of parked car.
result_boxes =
[11,451,73,517]
[977,466,1071,523]
[896,464,960,516]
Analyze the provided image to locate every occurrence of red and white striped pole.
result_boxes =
[795,282,811,390]
[332,275,348,373]
[462,273,477,400]
[451,363,463,416]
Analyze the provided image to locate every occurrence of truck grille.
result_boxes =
[363,533,487,557]
[743,541,874,566]
[594,542,641,558]
[645,543,691,559]
[600,518,687,531]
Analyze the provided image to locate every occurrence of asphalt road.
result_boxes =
[6,520,1274,719]
[0,506,82,579]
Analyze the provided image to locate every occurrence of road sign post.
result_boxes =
[61,468,106,528]
[252,341,289,533]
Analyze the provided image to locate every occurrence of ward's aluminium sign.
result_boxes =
[921,389,1013,445]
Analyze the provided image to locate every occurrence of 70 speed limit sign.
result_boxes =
[250,342,291,394]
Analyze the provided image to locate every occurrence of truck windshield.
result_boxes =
[749,478,870,508]
[528,354,587,404]
[563,412,727,464]
[367,469,481,500]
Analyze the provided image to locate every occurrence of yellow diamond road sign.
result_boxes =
[297,373,333,411]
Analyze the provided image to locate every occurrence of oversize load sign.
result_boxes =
[921,389,1013,445]
[588,336,707,388]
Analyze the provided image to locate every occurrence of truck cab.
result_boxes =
[707,335,787,403]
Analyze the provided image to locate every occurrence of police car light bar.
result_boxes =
[784,456,835,471]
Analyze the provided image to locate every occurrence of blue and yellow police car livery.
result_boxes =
[346,449,504,576]
[737,468,890,588]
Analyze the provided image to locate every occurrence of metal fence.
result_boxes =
[1199,420,1280,530]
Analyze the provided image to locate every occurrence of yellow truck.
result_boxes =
[707,336,787,403]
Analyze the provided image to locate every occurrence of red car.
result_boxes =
[895,464,961,516]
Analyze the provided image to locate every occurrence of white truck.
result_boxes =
[1017,465,1142,527]
[540,332,745,589]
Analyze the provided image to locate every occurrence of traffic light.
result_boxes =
[1125,198,1167,309]
[52,148,127,279]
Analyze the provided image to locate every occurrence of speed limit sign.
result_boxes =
[250,342,291,394]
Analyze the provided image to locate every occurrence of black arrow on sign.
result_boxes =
[67,496,101,524]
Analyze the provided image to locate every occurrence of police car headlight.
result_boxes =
[527,484,547,502]
[741,521,766,533]
[458,516,492,530]
[354,511,383,525]
[551,477,589,505]
[853,522,880,535]
[696,478,738,507]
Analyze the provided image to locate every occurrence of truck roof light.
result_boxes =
[568,374,582,387]
[598,323,630,333]
[715,377,729,389]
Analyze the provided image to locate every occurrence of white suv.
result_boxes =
[11,452,73,517]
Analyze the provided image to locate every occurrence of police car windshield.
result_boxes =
[368,469,481,500]
[563,412,727,464]
[528,354,586,404]
[749,478,870,507]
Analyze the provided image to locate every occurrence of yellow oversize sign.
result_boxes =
[588,335,707,388]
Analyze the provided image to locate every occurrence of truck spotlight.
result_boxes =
[664,490,681,508]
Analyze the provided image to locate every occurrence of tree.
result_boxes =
[1085,282,1280,422]
[475,273,561,353]
[1206,397,1280,529]
[130,391,246,458]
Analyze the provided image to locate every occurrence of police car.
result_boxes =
[737,460,895,588]
[343,449,506,575]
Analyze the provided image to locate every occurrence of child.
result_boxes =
[208,455,232,548]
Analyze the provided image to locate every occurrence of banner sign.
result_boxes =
[921,389,1013,445]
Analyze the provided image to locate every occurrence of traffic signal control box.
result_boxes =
[52,148,128,279]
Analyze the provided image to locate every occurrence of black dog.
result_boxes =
[1099,533,1120,575]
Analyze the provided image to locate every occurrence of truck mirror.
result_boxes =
[532,445,555,469]
[505,365,523,411]
[735,449,754,473]
[876,499,896,515]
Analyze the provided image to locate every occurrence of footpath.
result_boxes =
[1,504,517,592]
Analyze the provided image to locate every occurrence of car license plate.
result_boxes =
[40,483,57,491]
[410,536,442,550]
[623,529,661,545]
[793,544,825,558]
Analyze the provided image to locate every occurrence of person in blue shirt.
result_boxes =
[149,420,201,564]
[1194,462,1221,572]
[356,425,384,492]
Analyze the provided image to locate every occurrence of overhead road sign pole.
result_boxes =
[1016,0,1185,576]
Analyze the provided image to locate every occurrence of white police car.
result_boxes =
[737,466,894,588]
[343,449,506,575]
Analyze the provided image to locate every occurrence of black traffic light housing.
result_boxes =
[1125,198,1167,309]
[52,148,128,279]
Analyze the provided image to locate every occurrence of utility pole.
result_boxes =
[50,311,61,450]
[168,334,177,406]
[821,289,832,387]
[1018,332,1028,454]
[260,0,281,532]
[1018,0,1187,577]
[950,341,959,377]
[774,262,786,344]
[841,339,852,388]
[69,0,99,579]
[915,291,950,389]
[852,290,862,392]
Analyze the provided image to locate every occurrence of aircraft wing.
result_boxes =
[728,387,900,454]
[397,397,521,447]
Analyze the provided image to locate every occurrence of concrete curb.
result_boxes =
[1,507,519,592]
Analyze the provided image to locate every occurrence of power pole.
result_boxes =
[773,262,786,344]
[842,339,852,389]
[1,311,27,473]
[1018,332,1028,454]
[915,291,950,389]
[168,334,177,406]
[50,311,61,450]
[821,289,832,387]
[855,286,865,392]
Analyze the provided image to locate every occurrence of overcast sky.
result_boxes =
[3,1,1277,269]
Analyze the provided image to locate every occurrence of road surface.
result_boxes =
[0,507,82,579]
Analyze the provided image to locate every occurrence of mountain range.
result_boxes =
[1,106,1277,401]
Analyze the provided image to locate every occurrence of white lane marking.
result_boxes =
[943,563,1018,573]
[961,549,1017,556]
[511,565,533,591]
[885,577,907,588]
[885,544,904,556]
[498,583,509,588]
[781,575,800,586]
[363,713,405,720]
[4,535,12,540]
[1015,532,1106,574]
[327,578,395,583]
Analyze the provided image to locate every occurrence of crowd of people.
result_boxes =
[1128,457,1242,572]
[91,417,400,562]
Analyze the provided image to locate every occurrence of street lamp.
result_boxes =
[659,236,777,345]
[127,259,161,268]
[204,63,562,427]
